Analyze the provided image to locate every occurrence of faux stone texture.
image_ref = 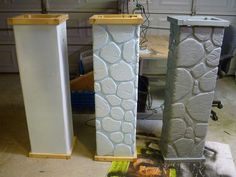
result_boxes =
[124,134,132,145]
[110,132,124,143]
[185,127,194,139]
[186,92,214,122]
[95,95,110,117]
[195,123,208,137]
[167,119,186,141]
[191,141,205,157]
[171,103,185,118]
[93,55,108,81]
[195,137,202,144]
[114,144,132,156]
[94,83,101,92]
[96,132,114,155]
[212,28,224,46]
[184,114,194,127]
[124,111,134,122]
[122,122,133,133]
[96,120,101,130]
[166,145,177,157]
[123,39,135,63]
[106,95,121,106]
[193,80,200,95]
[121,100,136,110]
[180,27,193,41]
[173,68,193,101]
[161,21,227,161]
[174,138,194,157]
[199,68,218,92]
[206,47,221,67]
[177,38,204,67]
[111,107,124,120]
[191,63,206,78]
[102,117,121,132]
[107,25,135,43]
[110,61,134,81]
[93,24,140,156]
[117,82,134,99]
[101,78,117,94]
[125,111,135,122]
[93,26,108,50]
[100,42,121,64]
[204,40,214,52]
[194,27,211,41]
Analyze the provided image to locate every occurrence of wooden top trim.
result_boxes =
[8,14,69,25]
[89,14,143,25]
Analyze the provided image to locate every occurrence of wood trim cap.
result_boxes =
[8,14,69,25]
[89,14,143,25]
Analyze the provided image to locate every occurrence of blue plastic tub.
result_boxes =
[71,91,95,109]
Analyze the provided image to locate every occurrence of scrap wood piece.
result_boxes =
[70,71,94,91]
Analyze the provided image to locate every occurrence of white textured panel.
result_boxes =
[13,22,73,154]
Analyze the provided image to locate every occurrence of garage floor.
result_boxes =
[0,74,235,177]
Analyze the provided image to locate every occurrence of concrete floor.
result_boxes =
[0,74,235,177]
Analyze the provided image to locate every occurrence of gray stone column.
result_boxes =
[89,15,143,159]
[161,16,229,161]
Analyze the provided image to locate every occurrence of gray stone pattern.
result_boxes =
[161,24,225,160]
[93,25,140,156]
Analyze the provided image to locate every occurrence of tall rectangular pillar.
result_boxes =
[89,14,143,161]
[8,14,74,159]
[161,16,229,161]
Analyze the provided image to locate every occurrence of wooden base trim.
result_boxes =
[29,136,76,160]
[94,151,137,162]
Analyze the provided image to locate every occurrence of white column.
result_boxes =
[89,15,143,160]
[8,14,74,158]
[161,16,230,161]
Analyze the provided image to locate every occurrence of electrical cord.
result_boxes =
[132,0,150,49]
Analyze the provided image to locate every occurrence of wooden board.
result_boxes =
[8,14,69,25]
[94,151,137,162]
[139,35,169,60]
[70,71,94,91]
[28,136,77,159]
[89,14,143,25]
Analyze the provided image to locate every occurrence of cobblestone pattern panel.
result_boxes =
[93,24,140,156]
[161,24,225,160]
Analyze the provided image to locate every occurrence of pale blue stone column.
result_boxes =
[161,16,230,161]
[89,15,143,158]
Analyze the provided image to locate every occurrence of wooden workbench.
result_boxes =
[139,35,169,60]
[139,35,169,75]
